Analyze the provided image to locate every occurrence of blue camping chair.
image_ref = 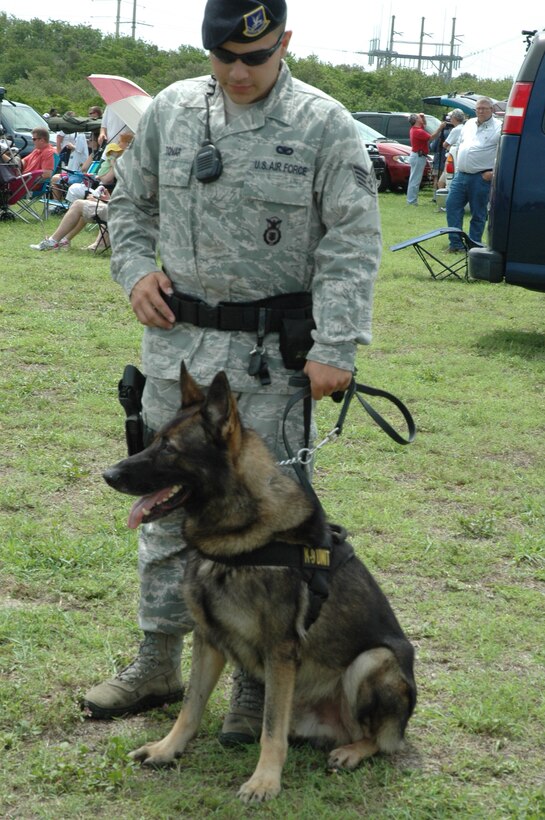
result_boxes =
[10,153,61,222]
[390,227,483,281]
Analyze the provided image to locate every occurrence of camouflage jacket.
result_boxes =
[109,62,381,392]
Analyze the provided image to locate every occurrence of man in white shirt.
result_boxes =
[445,97,501,252]
[98,105,133,148]
[443,109,465,151]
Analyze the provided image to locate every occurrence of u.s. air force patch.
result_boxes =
[352,164,377,196]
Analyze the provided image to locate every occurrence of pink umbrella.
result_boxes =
[87,74,152,132]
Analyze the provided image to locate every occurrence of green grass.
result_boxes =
[1,188,544,818]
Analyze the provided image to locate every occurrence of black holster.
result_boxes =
[118,365,146,455]
[279,316,316,371]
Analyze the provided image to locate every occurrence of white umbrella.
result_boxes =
[87,74,152,132]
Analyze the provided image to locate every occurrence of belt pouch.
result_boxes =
[279,317,316,370]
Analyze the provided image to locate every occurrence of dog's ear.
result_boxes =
[203,372,242,452]
[204,371,231,427]
[180,361,205,408]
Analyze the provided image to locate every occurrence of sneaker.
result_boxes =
[81,632,184,719]
[219,668,264,746]
[445,246,464,254]
[58,238,70,250]
[29,238,59,251]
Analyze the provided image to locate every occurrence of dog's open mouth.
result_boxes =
[128,485,190,529]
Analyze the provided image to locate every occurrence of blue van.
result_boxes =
[469,31,545,292]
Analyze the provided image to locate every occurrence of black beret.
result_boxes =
[202,0,287,50]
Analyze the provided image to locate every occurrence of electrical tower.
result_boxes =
[367,17,462,80]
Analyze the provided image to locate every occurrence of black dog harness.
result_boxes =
[196,524,354,629]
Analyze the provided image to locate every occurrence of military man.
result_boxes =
[82,0,381,745]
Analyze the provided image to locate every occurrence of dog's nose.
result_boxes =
[103,466,122,488]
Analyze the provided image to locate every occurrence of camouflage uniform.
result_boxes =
[109,61,381,635]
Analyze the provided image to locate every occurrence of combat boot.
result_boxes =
[81,632,184,719]
[219,667,264,746]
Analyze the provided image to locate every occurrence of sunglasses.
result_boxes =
[211,31,284,66]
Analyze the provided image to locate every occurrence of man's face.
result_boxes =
[475,102,494,124]
[209,27,292,104]
[31,133,48,149]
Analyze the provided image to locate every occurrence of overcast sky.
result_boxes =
[2,1,542,81]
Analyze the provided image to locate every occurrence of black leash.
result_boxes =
[281,374,416,500]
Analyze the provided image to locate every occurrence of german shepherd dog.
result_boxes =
[103,363,416,803]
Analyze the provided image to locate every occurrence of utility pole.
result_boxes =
[367,16,462,78]
[111,0,152,39]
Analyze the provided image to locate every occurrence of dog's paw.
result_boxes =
[237,775,281,803]
[129,741,178,768]
[327,739,377,771]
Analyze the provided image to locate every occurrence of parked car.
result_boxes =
[352,111,442,146]
[353,120,386,186]
[353,118,432,192]
[422,93,506,120]
[0,93,50,157]
[469,30,545,291]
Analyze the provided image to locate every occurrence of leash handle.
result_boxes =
[282,375,416,472]
[339,379,417,445]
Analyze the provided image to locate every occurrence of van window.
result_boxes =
[1,104,47,132]
[387,116,411,141]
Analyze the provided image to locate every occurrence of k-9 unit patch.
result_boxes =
[352,164,377,196]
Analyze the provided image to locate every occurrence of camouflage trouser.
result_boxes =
[137,375,316,635]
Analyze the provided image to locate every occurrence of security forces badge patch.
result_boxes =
[243,5,271,38]
[264,217,282,245]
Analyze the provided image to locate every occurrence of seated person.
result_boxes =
[52,136,130,204]
[21,128,56,189]
[30,188,110,252]
[56,114,78,166]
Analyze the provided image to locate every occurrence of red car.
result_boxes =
[352,119,433,193]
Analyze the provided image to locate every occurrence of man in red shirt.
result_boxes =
[407,113,444,206]
[21,127,55,189]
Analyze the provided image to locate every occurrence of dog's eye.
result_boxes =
[161,440,179,456]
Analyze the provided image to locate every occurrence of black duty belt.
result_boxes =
[163,290,313,333]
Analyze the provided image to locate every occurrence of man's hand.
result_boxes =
[303,360,353,400]
[130,271,176,329]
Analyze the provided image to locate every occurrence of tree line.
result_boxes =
[0,13,515,118]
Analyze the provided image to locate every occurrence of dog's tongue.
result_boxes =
[127,487,176,529]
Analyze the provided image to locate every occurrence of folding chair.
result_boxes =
[0,164,47,223]
[0,160,20,221]
[7,153,61,222]
[50,160,105,215]
[90,197,110,254]
[390,227,483,281]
